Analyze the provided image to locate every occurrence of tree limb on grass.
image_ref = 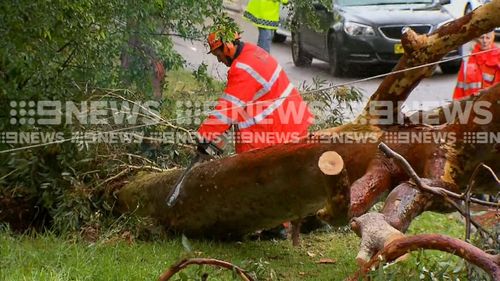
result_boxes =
[349,234,500,281]
[158,258,255,281]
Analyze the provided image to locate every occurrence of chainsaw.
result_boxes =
[165,141,224,207]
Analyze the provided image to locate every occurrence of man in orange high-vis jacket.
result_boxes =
[453,31,500,100]
[198,31,314,154]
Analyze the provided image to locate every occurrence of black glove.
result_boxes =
[197,140,224,157]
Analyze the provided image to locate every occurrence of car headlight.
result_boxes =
[344,21,375,36]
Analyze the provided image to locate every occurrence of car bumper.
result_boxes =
[276,27,291,38]
[338,34,460,65]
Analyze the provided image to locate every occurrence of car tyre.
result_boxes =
[440,62,461,74]
[328,36,346,77]
[291,31,312,67]
[272,32,287,43]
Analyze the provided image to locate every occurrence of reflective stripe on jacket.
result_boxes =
[243,0,288,30]
[198,43,313,153]
[453,43,500,100]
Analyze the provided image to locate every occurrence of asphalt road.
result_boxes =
[173,10,466,115]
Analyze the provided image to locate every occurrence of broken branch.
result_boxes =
[378,142,499,208]
[378,142,498,242]
[158,258,255,281]
[351,234,500,280]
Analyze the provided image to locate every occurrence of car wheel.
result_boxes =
[272,32,287,43]
[291,31,312,67]
[440,62,461,74]
[328,36,346,77]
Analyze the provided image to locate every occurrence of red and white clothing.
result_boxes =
[453,43,500,100]
[198,43,313,153]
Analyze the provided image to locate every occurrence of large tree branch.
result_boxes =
[379,142,499,208]
[378,142,499,242]
[350,234,500,281]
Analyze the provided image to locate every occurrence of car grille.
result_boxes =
[379,25,432,40]
[378,53,402,62]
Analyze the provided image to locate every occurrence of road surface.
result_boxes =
[172,9,466,115]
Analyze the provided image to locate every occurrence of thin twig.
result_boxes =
[481,164,500,184]
[465,163,486,242]
[97,167,132,188]
[378,142,498,242]
[119,164,169,173]
[96,165,172,189]
[378,143,499,208]
[97,152,158,166]
[98,91,193,136]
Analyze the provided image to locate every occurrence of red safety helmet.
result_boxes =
[207,31,241,59]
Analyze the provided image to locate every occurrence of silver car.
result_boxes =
[273,5,291,43]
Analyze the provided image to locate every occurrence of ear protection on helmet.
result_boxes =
[222,41,237,59]
[207,31,241,59]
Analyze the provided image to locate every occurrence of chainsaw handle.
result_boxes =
[196,140,224,156]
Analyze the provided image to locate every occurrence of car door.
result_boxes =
[301,2,332,59]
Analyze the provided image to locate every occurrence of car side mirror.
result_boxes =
[439,0,451,5]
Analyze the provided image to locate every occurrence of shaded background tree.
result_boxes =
[0,0,225,233]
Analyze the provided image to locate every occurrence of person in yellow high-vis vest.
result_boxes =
[243,0,289,53]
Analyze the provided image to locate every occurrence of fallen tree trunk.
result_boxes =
[116,143,361,238]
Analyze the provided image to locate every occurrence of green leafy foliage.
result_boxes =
[300,77,364,130]
[0,0,224,100]
[209,14,243,43]
[284,0,334,33]
[0,0,225,233]
[365,212,489,281]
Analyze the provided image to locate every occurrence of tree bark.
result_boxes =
[116,144,359,238]
[352,234,500,280]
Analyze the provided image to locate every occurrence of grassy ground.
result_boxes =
[1,212,470,281]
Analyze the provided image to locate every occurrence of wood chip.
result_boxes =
[316,258,337,264]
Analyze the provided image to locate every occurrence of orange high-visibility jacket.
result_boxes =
[453,43,500,100]
[198,43,314,153]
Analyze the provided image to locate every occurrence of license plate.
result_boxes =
[394,43,404,54]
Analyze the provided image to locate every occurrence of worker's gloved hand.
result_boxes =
[196,140,224,157]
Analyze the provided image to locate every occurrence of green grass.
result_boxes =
[0,212,469,281]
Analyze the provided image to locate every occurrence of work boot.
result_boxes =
[259,225,288,240]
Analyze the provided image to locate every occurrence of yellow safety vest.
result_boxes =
[243,0,288,30]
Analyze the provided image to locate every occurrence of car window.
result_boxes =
[337,0,433,6]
